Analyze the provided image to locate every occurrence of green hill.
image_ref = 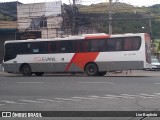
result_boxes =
[78,2,160,39]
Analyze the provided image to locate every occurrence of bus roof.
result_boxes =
[4,33,145,44]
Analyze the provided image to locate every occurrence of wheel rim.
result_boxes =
[24,68,29,74]
[89,66,94,73]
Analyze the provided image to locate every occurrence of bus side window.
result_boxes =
[116,39,123,51]
[54,41,61,53]
[82,40,90,52]
[39,42,48,54]
[75,40,82,52]
[4,43,17,61]
[18,43,30,54]
[98,40,106,51]
[90,40,98,51]
[51,41,56,53]
[132,37,141,50]
[68,41,75,53]
[61,41,67,52]
[30,42,40,54]
[124,37,141,51]
[106,39,116,51]
[48,42,52,53]
[124,38,132,51]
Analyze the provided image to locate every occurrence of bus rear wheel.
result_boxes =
[97,71,107,76]
[35,72,44,76]
[85,63,98,76]
[21,65,32,76]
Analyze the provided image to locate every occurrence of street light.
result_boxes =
[142,26,145,29]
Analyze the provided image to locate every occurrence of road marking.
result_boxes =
[16,82,44,84]
[120,94,138,97]
[1,100,25,104]
[54,98,80,101]
[20,99,43,103]
[78,82,114,84]
[90,96,118,99]
[71,97,98,100]
[88,96,100,98]
[154,93,160,96]
[139,94,160,97]
[87,95,120,99]
[1,100,17,104]
[137,94,156,98]
[37,99,62,102]
[105,95,133,99]
[72,96,118,100]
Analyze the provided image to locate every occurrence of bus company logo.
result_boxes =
[34,57,56,62]
[2,112,11,117]
[34,57,41,62]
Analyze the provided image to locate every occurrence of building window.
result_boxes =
[40,17,47,28]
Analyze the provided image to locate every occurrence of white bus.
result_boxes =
[3,33,151,76]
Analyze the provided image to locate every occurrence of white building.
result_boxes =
[17,1,63,38]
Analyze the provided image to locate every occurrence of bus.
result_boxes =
[2,33,152,76]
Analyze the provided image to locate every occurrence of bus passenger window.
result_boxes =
[30,42,40,54]
[33,49,39,53]
[50,42,56,53]
[48,42,52,53]
[106,39,116,51]
[90,40,98,51]
[116,39,123,51]
[68,41,75,53]
[75,40,82,52]
[124,38,132,50]
[61,47,65,51]
[39,42,48,53]
[98,40,106,51]
[133,38,140,50]
[61,41,68,52]
[82,41,90,52]
[4,44,17,61]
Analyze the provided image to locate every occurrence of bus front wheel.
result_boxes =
[85,63,98,76]
[21,65,32,76]
[35,72,44,76]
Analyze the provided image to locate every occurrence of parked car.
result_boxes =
[151,58,160,70]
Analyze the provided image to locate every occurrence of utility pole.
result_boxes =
[148,18,152,41]
[72,0,76,35]
[109,0,112,35]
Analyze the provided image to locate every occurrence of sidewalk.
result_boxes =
[0,70,160,77]
[107,70,160,77]
[0,71,16,76]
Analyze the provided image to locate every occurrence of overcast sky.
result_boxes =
[1,0,160,7]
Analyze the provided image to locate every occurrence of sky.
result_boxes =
[1,0,160,7]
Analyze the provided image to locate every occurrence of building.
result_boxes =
[0,2,18,63]
[17,1,63,39]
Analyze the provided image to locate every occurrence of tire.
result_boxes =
[35,72,44,76]
[21,65,32,76]
[85,63,98,76]
[97,71,107,76]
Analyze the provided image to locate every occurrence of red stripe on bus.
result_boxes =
[65,53,78,71]
[65,52,99,71]
[84,35,110,39]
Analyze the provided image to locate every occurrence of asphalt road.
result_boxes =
[0,71,160,120]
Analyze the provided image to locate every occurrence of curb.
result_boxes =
[0,70,160,77]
